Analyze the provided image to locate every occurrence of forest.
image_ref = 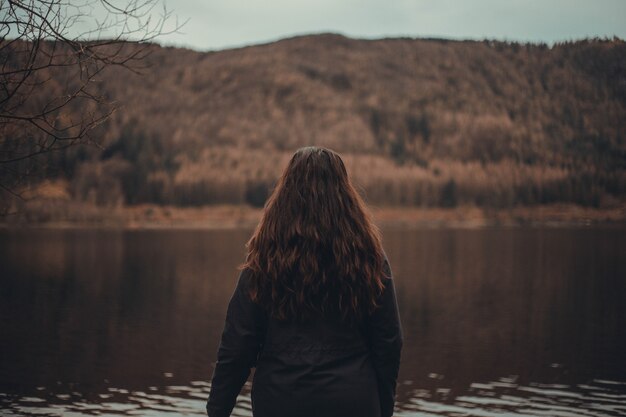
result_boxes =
[3,34,625,214]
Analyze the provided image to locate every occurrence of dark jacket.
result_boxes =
[206,260,403,417]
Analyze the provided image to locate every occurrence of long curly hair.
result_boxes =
[242,146,388,323]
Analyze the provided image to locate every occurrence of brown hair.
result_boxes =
[242,146,387,323]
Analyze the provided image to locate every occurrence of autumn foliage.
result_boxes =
[5,34,625,210]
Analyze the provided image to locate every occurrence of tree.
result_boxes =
[0,0,183,212]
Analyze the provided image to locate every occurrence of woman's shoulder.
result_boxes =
[235,266,255,290]
[382,255,393,280]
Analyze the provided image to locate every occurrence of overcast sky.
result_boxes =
[152,0,626,51]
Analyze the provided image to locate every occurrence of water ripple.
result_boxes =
[1,377,625,416]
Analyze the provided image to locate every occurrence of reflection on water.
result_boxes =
[2,379,626,416]
[0,227,625,416]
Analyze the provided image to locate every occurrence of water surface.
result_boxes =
[0,227,624,416]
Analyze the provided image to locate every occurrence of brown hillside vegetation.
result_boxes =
[4,34,626,212]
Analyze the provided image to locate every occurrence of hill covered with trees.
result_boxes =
[6,34,626,212]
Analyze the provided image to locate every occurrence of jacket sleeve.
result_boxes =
[206,268,266,417]
[365,259,403,417]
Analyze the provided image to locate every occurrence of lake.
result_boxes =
[0,227,625,416]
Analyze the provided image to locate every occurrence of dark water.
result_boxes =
[0,227,625,416]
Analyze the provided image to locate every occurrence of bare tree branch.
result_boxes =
[0,0,183,213]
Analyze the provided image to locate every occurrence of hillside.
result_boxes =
[5,34,626,211]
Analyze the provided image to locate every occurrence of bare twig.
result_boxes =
[0,0,183,208]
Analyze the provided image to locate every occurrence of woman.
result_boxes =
[206,146,403,417]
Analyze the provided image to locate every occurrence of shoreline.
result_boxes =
[1,201,624,229]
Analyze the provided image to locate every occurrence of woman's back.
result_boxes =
[207,267,401,417]
[253,271,382,417]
